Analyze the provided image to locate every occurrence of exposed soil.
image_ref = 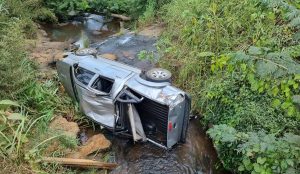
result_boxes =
[138,24,164,37]
[29,28,69,72]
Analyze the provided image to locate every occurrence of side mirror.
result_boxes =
[73,63,79,69]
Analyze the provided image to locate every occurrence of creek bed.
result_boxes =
[43,14,228,174]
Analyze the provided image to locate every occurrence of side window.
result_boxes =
[74,67,95,85]
[91,76,114,93]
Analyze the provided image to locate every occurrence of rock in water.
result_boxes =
[97,53,117,60]
[92,31,102,35]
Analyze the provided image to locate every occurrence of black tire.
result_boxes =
[180,95,191,143]
[75,48,97,56]
[145,68,172,83]
[180,114,190,143]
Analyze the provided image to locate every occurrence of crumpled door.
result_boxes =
[73,65,115,128]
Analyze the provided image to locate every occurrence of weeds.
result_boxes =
[0,1,84,173]
[138,0,156,27]
[159,0,300,173]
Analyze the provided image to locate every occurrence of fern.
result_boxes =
[256,60,278,77]
[290,16,300,27]
[232,46,300,78]
[261,0,300,28]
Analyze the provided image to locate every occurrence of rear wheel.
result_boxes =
[145,68,172,83]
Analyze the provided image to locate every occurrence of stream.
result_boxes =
[43,14,228,174]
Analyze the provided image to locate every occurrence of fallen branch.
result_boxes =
[41,157,117,169]
[111,13,131,21]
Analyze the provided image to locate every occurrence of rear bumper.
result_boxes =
[114,88,191,149]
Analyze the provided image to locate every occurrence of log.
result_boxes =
[111,13,131,21]
[42,157,117,169]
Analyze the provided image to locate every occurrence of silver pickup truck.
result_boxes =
[57,48,191,149]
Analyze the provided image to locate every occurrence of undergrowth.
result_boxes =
[0,0,84,173]
[159,0,300,173]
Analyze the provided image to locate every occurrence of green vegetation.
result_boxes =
[44,0,167,22]
[159,0,300,173]
[1,0,300,173]
[0,0,161,173]
[0,0,81,173]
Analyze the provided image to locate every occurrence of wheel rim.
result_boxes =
[151,70,168,79]
[76,48,97,55]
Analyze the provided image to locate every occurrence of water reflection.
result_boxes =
[42,14,119,43]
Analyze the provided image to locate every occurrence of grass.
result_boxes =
[158,0,300,173]
[138,0,156,27]
[0,2,89,173]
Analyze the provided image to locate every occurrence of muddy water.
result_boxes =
[107,119,225,174]
[42,14,120,43]
[43,15,228,174]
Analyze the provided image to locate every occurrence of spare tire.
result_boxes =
[145,68,172,83]
[75,48,97,56]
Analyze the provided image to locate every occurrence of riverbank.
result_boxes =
[1,1,299,173]
[31,17,226,173]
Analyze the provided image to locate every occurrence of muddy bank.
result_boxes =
[28,28,68,72]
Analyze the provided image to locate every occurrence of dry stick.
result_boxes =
[42,157,117,169]
[111,13,131,21]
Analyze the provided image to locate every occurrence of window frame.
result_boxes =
[74,66,96,87]
[90,75,115,95]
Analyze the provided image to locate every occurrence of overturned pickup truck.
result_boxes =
[57,48,191,149]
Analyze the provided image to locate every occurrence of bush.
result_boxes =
[44,0,90,20]
[208,125,300,174]
[0,19,35,99]
[138,0,156,26]
[158,0,300,173]
[0,0,78,165]
[201,49,300,134]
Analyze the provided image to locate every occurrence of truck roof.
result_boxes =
[68,53,142,80]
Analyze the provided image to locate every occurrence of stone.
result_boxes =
[97,53,117,61]
[80,134,111,155]
[49,116,80,138]
[92,31,102,35]
[122,51,135,60]
[58,22,69,27]
[67,134,111,159]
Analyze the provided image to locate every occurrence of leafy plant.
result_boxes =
[0,100,38,159]
[45,0,90,19]
[138,50,156,63]
[208,125,300,173]
[158,0,300,173]
[138,0,156,27]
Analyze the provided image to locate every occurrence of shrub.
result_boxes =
[158,0,300,173]
[138,0,156,27]
[0,19,35,99]
[208,125,300,174]
[89,0,154,19]
[44,0,90,20]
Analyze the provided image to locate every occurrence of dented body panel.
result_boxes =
[57,53,191,149]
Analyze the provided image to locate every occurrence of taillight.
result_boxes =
[168,121,172,131]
